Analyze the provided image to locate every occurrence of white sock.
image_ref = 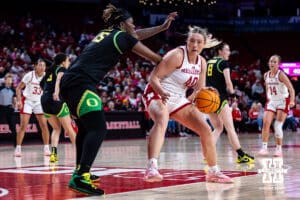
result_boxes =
[16,145,21,151]
[208,165,219,173]
[276,145,282,151]
[148,158,158,168]
[44,145,50,150]
[262,142,268,150]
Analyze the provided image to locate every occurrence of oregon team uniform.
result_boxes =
[41,66,69,118]
[206,57,231,113]
[60,29,138,118]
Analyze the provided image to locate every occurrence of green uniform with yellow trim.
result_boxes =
[206,57,231,113]
[41,66,70,118]
[60,28,138,118]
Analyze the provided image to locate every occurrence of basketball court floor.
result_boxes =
[0,131,300,199]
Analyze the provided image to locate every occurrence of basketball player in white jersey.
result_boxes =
[142,26,233,183]
[258,55,295,157]
[15,59,51,157]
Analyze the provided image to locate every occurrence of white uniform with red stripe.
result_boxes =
[265,70,290,113]
[143,45,202,115]
[21,71,44,114]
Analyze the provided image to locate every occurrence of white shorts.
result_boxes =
[21,97,44,114]
[143,84,191,115]
[265,98,289,114]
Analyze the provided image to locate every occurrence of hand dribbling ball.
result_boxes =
[194,89,220,114]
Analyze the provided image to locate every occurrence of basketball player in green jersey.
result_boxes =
[60,4,177,195]
[205,42,254,164]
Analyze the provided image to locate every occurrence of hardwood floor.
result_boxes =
[0,131,299,199]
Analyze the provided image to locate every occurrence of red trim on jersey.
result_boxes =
[170,103,192,116]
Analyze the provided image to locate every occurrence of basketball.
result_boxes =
[194,89,220,114]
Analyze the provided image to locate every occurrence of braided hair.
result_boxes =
[102,4,132,29]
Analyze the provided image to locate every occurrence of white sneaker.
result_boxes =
[144,166,163,182]
[44,148,51,156]
[273,149,283,157]
[14,148,22,157]
[257,148,269,156]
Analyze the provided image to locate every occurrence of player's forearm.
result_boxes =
[135,25,165,40]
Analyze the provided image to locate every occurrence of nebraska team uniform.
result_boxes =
[265,70,290,113]
[143,45,202,115]
[21,71,44,114]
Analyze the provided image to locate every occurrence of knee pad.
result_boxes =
[274,120,283,139]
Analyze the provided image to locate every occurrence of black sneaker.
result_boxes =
[69,172,104,195]
[73,170,100,182]
[90,174,100,182]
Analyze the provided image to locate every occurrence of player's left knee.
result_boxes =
[274,120,283,138]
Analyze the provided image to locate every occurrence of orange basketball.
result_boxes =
[194,89,220,114]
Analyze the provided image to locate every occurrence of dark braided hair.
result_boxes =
[102,4,132,29]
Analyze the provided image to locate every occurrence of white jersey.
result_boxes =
[161,45,202,96]
[265,70,289,101]
[21,71,44,101]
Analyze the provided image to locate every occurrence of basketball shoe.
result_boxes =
[69,172,104,195]
[206,171,234,183]
[14,147,22,157]
[257,148,269,156]
[144,162,163,182]
[236,153,255,164]
[73,170,100,182]
[44,147,51,156]
[50,153,58,162]
[273,149,282,157]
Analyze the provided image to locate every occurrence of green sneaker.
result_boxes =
[236,153,255,164]
[73,169,100,182]
[69,172,104,195]
[50,153,58,162]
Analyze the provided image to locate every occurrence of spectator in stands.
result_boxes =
[143,26,233,183]
[14,59,50,157]
[293,103,300,129]
[59,4,177,195]
[258,55,295,157]
[283,109,297,132]
[248,102,262,131]
[0,74,17,146]
[206,42,254,164]
[251,79,264,102]
[231,101,243,133]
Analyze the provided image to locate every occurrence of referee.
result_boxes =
[0,73,17,146]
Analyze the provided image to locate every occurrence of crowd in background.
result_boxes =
[1,14,300,135]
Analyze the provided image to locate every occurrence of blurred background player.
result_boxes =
[205,42,254,164]
[40,53,76,162]
[14,59,50,157]
[257,54,295,157]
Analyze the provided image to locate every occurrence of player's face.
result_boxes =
[268,56,279,70]
[121,18,135,36]
[35,61,46,74]
[62,57,70,69]
[219,44,231,60]
[186,33,205,56]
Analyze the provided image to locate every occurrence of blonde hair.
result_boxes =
[188,25,221,48]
